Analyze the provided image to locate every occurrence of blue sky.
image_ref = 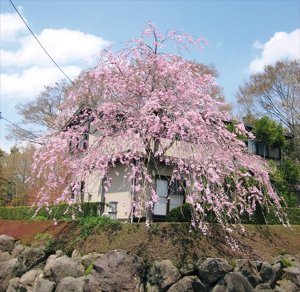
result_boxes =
[1,0,299,151]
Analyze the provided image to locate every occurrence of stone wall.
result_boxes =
[0,234,299,291]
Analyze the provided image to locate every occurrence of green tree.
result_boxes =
[237,59,300,160]
[253,116,285,147]
[270,159,300,207]
[0,146,35,206]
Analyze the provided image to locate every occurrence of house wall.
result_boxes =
[84,159,185,220]
[84,164,132,220]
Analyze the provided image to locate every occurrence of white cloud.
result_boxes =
[1,66,82,101]
[0,11,27,42]
[1,28,110,68]
[250,29,300,72]
[0,10,111,148]
[0,11,111,103]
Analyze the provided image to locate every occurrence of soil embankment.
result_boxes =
[0,220,300,263]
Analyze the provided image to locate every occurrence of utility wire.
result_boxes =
[8,0,74,84]
[0,112,41,143]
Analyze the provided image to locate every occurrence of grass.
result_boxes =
[281,257,293,268]
[78,215,121,239]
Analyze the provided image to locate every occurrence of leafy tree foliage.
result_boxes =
[31,24,286,235]
[237,60,300,160]
[237,59,300,132]
[270,159,300,207]
[253,116,285,147]
[0,146,34,206]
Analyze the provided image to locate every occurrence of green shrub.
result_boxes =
[166,203,192,222]
[0,202,106,221]
[166,204,300,225]
[281,258,293,268]
[85,264,93,276]
[79,215,121,239]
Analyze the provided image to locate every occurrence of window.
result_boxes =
[153,176,185,216]
[247,140,257,154]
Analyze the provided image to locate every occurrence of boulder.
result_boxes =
[19,269,42,289]
[168,276,208,292]
[255,283,272,291]
[147,259,181,291]
[225,272,254,292]
[88,250,146,291]
[259,262,276,285]
[81,252,103,269]
[17,246,47,274]
[44,255,84,283]
[211,284,226,292]
[197,258,233,284]
[0,251,12,262]
[33,277,56,292]
[71,249,81,258]
[6,277,20,292]
[0,258,21,292]
[272,262,283,282]
[11,245,26,258]
[55,276,88,292]
[282,266,300,286]
[251,261,263,271]
[275,279,298,292]
[178,263,197,277]
[234,259,262,287]
[0,235,15,253]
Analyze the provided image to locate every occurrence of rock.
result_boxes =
[148,259,181,290]
[71,249,81,258]
[273,286,285,292]
[178,263,197,276]
[197,258,233,284]
[17,246,47,274]
[44,255,84,283]
[167,276,208,292]
[55,276,88,292]
[282,266,300,286]
[33,277,56,292]
[211,284,226,292]
[0,235,15,253]
[81,252,103,269]
[251,261,263,271]
[234,259,262,287]
[0,251,12,262]
[225,272,254,292]
[275,254,298,267]
[55,250,65,257]
[272,262,283,281]
[11,245,25,258]
[6,277,20,292]
[276,279,298,292]
[259,262,276,285]
[255,283,272,291]
[19,269,42,289]
[0,258,21,292]
[88,250,146,292]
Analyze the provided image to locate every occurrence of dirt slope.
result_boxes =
[0,220,299,264]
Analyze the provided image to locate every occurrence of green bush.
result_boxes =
[166,203,300,225]
[166,203,192,222]
[269,159,300,207]
[0,202,106,221]
[79,215,121,239]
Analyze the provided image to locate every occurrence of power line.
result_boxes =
[0,112,41,143]
[8,0,74,85]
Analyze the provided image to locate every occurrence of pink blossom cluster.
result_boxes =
[30,24,286,233]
